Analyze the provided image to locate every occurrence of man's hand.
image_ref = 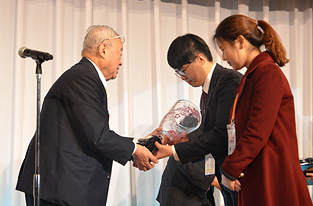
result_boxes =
[168,132,189,145]
[149,127,163,137]
[221,174,241,192]
[155,142,173,159]
[161,132,188,145]
[132,144,158,171]
[211,176,221,191]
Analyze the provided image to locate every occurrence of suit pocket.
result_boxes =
[62,148,100,173]
[63,149,90,163]
[59,150,108,205]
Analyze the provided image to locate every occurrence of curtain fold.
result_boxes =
[1,0,312,205]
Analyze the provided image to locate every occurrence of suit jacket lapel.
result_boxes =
[201,64,222,126]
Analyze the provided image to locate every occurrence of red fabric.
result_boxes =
[223,52,312,206]
[201,91,207,114]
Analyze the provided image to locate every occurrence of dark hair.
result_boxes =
[213,14,289,67]
[167,34,213,69]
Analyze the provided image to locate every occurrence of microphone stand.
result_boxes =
[19,47,53,206]
[34,60,43,206]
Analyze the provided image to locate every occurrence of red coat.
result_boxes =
[222,52,312,206]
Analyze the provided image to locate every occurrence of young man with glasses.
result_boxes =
[156,34,242,206]
[16,25,160,206]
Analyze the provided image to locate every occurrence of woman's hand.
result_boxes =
[221,174,241,192]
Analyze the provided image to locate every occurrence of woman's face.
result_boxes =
[216,38,245,71]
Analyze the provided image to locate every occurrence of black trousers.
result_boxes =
[25,193,60,206]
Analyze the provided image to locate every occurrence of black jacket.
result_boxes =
[16,58,134,206]
[157,64,242,206]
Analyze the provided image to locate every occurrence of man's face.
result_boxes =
[176,55,206,87]
[103,39,123,81]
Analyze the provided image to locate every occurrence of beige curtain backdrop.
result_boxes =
[1,0,312,205]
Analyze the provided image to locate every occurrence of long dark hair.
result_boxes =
[213,14,289,67]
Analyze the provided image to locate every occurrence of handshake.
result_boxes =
[132,127,164,172]
[132,127,188,172]
[132,99,201,171]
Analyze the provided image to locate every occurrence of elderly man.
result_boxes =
[16,25,159,206]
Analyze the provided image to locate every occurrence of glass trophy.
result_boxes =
[159,99,201,145]
[137,99,201,154]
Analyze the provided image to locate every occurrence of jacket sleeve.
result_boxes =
[62,69,134,165]
[175,158,215,191]
[175,71,241,164]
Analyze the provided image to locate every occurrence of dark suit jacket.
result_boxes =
[16,58,135,206]
[157,64,242,205]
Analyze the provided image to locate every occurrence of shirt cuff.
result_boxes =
[172,145,180,161]
[132,139,138,155]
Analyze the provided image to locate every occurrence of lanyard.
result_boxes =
[231,94,239,124]
[231,73,247,123]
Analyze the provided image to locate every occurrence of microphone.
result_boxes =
[18,47,53,62]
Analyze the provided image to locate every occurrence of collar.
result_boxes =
[245,51,274,76]
[86,58,107,88]
[202,63,216,94]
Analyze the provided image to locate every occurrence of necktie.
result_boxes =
[201,91,207,114]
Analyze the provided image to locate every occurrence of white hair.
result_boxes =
[82,25,119,55]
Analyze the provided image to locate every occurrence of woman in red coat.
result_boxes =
[213,14,312,206]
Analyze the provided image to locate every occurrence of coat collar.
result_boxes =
[245,51,275,77]
[236,52,275,100]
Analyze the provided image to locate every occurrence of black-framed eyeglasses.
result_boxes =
[100,34,125,45]
[174,56,197,79]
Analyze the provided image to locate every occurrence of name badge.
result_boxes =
[205,153,215,175]
[227,122,236,155]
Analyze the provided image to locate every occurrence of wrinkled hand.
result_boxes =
[154,142,173,160]
[221,174,241,192]
[211,176,221,191]
[132,144,158,171]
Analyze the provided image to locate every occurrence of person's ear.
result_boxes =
[198,54,204,61]
[237,35,245,49]
[198,54,207,65]
[98,43,107,58]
